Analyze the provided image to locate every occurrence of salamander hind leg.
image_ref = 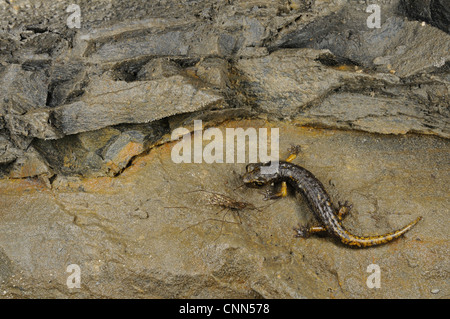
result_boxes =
[294,224,326,238]
[337,200,352,221]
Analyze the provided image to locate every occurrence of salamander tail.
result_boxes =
[338,216,422,248]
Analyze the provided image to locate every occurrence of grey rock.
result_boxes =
[19,31,70,61]
[296,93,450,138]
[77,127,122,151]
[241,16,266,47]
[88,29,191,62]
[102,130,146,176]
[136,58,181,81]
[52,74,225,135]
[236,48,449,138]
[235,48,398,115]
[0,134,22,165]
[0,64,49,114]
[195,58,231,89]
[32,128,120,177]
[7,146,52,178]
[400,0,450,34]
[78,18,238,62]
[235,46,269,58]
[46,61,87,107]
[32,122,168,177]
[5,109,62,140]
[0,33,19,60]
[275,8,450,77]
[167,107,254,134]
[374,18,450,77]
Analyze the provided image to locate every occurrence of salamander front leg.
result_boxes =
[286,145,302,163]
[294,224,326,238]
[262,181,288,200]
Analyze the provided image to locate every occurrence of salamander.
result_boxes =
[242,148,422,247]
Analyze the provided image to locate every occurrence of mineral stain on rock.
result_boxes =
[102,130,146,176]
[0,0,448,298]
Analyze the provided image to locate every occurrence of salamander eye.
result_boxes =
[246,163,259,172]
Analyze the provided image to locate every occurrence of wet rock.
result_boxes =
[52,74,225,135]
[0,120,448,298]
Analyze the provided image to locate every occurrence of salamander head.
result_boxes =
[243,161,279,188]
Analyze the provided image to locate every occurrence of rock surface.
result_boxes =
[0,0,448,299]
[0,120,448,298]
[400,0,450,34]
[52,74,225,135]
[236,49,449,137]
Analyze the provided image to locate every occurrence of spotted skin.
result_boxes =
[243,161,422,248]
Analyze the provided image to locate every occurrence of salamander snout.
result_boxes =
[243,162,276,187]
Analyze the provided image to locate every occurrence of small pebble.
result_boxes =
[430,288,440,294]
